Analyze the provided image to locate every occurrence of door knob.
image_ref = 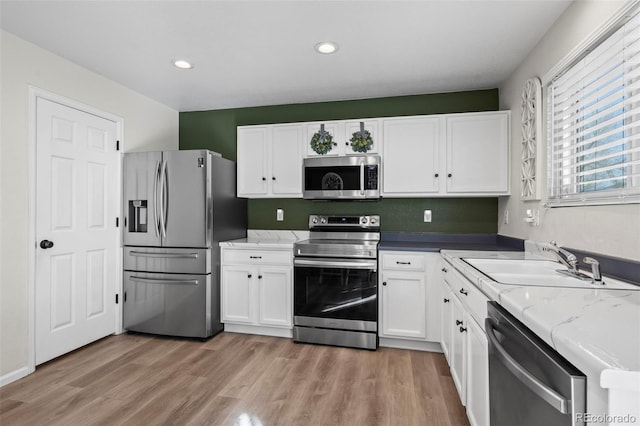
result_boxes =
[40,240,54,249]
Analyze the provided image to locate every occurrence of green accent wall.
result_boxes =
[179,89,502,233]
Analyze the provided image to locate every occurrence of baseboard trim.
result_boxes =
[379,338,443,352]
[224,323,293,338]
[0,366,32,387]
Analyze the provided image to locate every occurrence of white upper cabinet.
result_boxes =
[446,111,510,194]
[305,119,380,157]
[237,110,509,198]
[382,111,510,197]
[382,116,442,195]
[237,124,302,198]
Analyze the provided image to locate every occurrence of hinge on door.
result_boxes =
[115,294,119,304]
[116,140,120,151]
[116,217,119,227]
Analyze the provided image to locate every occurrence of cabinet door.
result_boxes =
[450,296,467,405]
[446,112,509,194]
[440,284,453,363]
[343,119,380,154]
[382,117,442,196]
[425,253,443,342]
[305,122,341,157]
[271,125,303,197]
[237,127,268,197]
[466,317,490,426]
[380,271,426,339]
[221,265,255,324]
[258,267,292,327]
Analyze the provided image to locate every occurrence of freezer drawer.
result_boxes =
[124,246,211,274]
[123,272,211,338]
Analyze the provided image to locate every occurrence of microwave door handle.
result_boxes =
[360,161,365,195]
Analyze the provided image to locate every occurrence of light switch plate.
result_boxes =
[276,208,284,221]
[423,210,432,222]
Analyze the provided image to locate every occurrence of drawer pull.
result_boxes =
[396,261,411,265]
[456,319,463,326]
[443,298,450,303]
[459,326,467,333]
[442,267,448,273]
[250,256,262,259]
[248,274,252,278]
[258,275,263,279]
[459,288,468,296]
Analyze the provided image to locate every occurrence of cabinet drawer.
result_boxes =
[381,252,426,271]
[451,268,488,329]
[222,248,292,266]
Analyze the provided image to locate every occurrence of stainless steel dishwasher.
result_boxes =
[485,302,586,426]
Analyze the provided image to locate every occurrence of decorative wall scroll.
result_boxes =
[520,77,543,200]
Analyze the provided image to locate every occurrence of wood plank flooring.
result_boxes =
[0,333,470,426]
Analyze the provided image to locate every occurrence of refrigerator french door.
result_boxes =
[123,150,246,338]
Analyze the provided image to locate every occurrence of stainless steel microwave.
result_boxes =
[302,155,381,200]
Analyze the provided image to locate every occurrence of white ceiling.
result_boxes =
[0,0,572,112]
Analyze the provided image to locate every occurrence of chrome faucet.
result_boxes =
[583,257,604,284]
[542,241,579,273]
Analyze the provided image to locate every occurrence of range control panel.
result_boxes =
[308,214,380,230]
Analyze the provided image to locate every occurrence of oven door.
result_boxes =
[294,257,377,331]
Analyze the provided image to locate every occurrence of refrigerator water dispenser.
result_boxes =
[128,200,147,232]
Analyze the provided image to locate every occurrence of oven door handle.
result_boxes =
[360,160,365,195]
[485,318,570,414]
[294,258,377,270]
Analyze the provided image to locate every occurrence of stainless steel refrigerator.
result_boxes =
[122,150,246,338]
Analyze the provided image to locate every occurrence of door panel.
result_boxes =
[161,150,209,247]
[36,97,118,365]
[271,125,302,196]
[123,151,162,246]
[259,267,292,327]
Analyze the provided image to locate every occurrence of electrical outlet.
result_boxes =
[423,210,432,222]
[503,209,509,224]
[276,209,284,221]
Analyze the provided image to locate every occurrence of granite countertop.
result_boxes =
[219,230,308,249]
[379,232,524,252]
[441,248,640,414]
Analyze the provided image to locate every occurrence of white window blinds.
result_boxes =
[548,10,640,206]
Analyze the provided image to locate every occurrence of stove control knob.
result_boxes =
[312,216,318,224]
[320,217,326,224]
[370,217,377,225]
[361,217,368,224]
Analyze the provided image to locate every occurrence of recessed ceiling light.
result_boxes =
[173,59,193,69]
[315,42,338,54]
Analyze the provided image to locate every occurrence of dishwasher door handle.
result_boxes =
[485,318,570,414]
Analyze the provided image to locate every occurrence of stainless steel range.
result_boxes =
[293,214,380,350]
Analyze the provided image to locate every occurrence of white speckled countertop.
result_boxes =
[219,230,308,249]
[441,247,640,417]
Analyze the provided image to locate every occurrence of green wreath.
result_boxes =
[350,129,374,153]
[310,128,334,155]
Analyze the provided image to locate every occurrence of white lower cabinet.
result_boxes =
[220,247,292,337]
[441,257,490,426]
[465,313,489,426]
[378,251,442,350]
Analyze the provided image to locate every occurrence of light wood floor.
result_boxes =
[0,332,469,426]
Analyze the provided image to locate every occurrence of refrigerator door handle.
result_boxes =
[159,159,168,238]
[153,160,161,237]
[129,276,199,286]
[128,250,200,259]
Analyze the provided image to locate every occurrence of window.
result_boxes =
[547,9,640,206]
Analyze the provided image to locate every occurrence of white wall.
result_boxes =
[499,0,640,261]
[0,30,178,379]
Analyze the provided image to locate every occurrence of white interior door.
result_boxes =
[35,97,119,365]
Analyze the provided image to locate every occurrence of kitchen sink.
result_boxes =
[462,258,638,290]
